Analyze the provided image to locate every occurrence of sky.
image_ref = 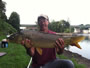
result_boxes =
[2,0,90,25]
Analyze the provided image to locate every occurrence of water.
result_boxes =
[69,34,90,59]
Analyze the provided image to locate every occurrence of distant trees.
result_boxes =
[0,0,6,12]
[79,24,90,30]
[0,0,20,35]
[8,12,20,31]
[0,0,20,31]
[48,20,71,33]
[0,0,7,21]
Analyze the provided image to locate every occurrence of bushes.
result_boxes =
[0,19,17,35]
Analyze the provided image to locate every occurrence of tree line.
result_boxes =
[48,20,74,33]
[0,0,20,35]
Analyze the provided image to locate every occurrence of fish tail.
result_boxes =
[73,42,82,49]
[71,36,85,49]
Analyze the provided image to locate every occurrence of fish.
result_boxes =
[7,29,85,55]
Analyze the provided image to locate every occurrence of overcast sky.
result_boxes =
[3,0,90,25]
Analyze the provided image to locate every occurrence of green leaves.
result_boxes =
[48,20,70,33]
[8,12,20,31]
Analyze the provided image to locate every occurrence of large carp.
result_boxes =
[7,30,85,55]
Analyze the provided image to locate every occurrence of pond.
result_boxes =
[69,34,90,59]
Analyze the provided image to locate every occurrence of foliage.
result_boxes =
[78,24,90,30]
[0,0,6,12]
[8,12,20,31]
[0,0,7,21]
[70,26,74,32]
[0,19,17,35]
[48,20,58,32]
[0,12,7,21]
[79,24,85,30]
[48,20,70,33]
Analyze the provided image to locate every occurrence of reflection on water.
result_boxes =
[69,34,90,59]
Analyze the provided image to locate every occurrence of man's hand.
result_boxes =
[55,38,64,54]
[21,39,35,56]
[22,38,33,48]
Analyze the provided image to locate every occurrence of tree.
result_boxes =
[59,20,70,32]
[0,0,6,12]
[49,20,58,32]
[49,20,70,33]
[0,0,7,21]
[8,12,20,31]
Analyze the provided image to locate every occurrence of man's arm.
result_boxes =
[21,39,35,56]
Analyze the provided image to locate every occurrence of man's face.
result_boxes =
[38,18,49,31]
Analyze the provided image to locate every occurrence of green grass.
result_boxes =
[0,35,6,41]
[57,54,87,68]
[0,43,30,68]
[71,58,86,68]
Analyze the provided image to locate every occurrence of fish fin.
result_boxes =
[71,36,85,42]
[36,48,42,55]
[71,42,82,49]
[75,43,82,49]
[70,36,85,49]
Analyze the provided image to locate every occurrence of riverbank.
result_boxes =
[63,50,90,68]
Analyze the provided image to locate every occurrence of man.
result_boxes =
[22,14,74,68]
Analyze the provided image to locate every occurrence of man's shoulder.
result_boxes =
[48,30,56,34]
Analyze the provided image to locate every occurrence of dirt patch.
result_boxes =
[63,50,90,68]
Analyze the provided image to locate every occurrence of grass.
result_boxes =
[0,35,6,41]
[71,58,86,68]
[0,43,30,68]
[57,54,87,68]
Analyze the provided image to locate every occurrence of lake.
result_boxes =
[68,34,90,59]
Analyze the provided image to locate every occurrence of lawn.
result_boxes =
[0,43,30,68]
[57,54,86,68]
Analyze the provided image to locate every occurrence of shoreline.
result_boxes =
[63,50,90,68]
